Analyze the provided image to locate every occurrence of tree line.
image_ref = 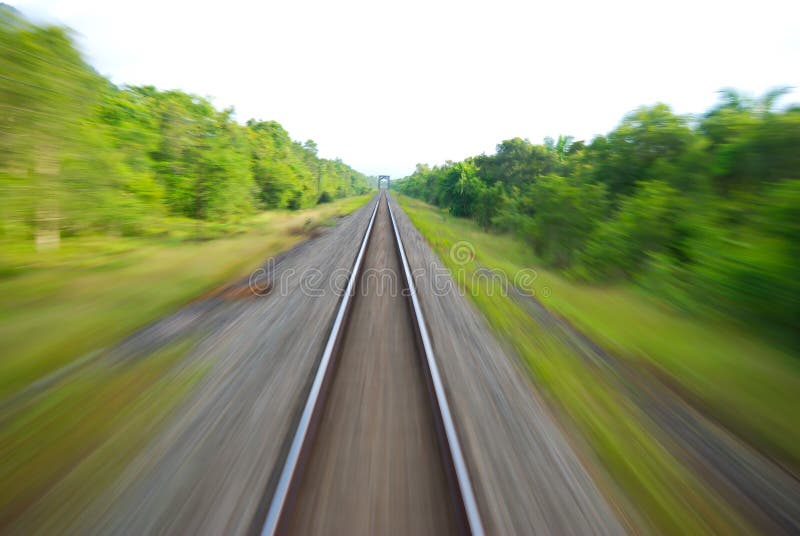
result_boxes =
[396,92,800,338]
[0,6,370,247]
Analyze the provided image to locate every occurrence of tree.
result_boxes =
[0,9,100,247]
[0,8,369,245]
[701,88,800,193]
[585,104,706,198]
[528,175,608,267]
[432,161,484,217]
[395,87,800,338]
[475,137,557,187]
[582,180,684,279]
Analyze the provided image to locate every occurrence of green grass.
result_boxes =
[0,193,372,531]
[0,338,208,531]
[398,194,799,533]
[0,194,372,399]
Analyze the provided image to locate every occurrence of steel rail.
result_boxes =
[260,194,380,536]
[261,192,484,536]
[386,193,486,536]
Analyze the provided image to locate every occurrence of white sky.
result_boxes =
[11,0,800,177]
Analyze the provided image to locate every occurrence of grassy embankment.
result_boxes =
[0,194,372,399]
[398,194,799,534]
[0,194,371,530]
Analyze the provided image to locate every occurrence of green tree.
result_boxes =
[585,104,707,197]
[701,88,800,193]
[527,175,608,267]
[582,180,685,279]
[438,161,485,217]
[0,8,99,246]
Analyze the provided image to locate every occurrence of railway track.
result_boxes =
[260,191,484,535]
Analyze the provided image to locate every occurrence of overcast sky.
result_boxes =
[11,0,800,177]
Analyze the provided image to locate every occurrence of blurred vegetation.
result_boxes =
[0,338,204,532]
[397,95,800,343]
[0,194,371,399]
[0,5,376,401]
[0,192,370,531]
[0,6,370,268]
[399,195,799,533]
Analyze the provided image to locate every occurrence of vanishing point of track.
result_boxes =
[260,191,484,535]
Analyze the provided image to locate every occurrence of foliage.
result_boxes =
[0,194,372,399]
[527,175,608,267]
[0,7,370,247]
[0,194,371,531]
[582,104,710,197]
[395,92,800,338]
[399,195,800,532]
[582,180,684,279]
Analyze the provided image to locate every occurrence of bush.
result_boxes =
[582,180,683,279]
[687,181,800,333]
[527,175,608,267]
